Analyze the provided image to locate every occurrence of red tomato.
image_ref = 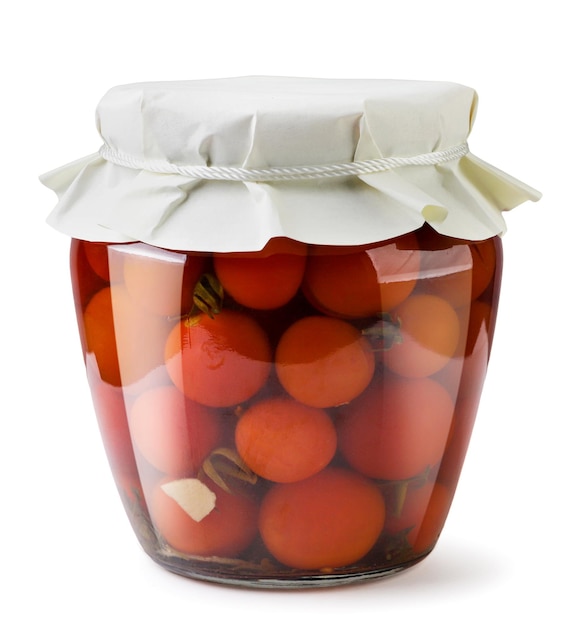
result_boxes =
[164,310,272,407]
[83,286,120,386]
[382,293,460,378]
[235,397,337,483]
[275,316,375,408]
[129,386,222,476]
[337,377,455,480]
[123,244,205,317]
[259,468,385,570]
[214,238,307,310]
[302,233,421,318]
[149,478,258,557]
[83,285,173,387]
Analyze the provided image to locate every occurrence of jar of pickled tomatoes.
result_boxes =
[42,77,540,588]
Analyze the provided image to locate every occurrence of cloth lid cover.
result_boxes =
[41,76,541,251]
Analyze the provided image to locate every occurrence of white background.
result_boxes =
[2,1,577,624]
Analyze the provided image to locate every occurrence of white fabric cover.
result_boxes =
[41,77,540,251]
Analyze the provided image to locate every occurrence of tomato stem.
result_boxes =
[191,273,224,318]
[362,313,403,351]
[378,466,433,517]
[393,481,409,518]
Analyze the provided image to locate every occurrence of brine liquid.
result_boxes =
[70,225,502,587]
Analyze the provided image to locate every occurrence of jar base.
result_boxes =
[147,550,430,589]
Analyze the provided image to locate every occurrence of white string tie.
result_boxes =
[99,142,469,182]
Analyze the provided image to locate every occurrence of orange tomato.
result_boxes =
[337,377,454,480]
[83,285,173,387]
[129,386,222,476]
[235,397,337,483]
[259,468,386,570]
[417,227,498,307]
[164,310,272,407]
[214,238,307,310]
[83,286,120,386]
[302,233,421,318]
[149,479,259,557]
[383,293,460,378]
[275,316,375,408]
[123,244,205,317]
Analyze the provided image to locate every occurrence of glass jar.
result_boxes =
[43,77,539,588]
[69,224,501,587]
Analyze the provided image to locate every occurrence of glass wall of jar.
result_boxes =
[70,224,502,588]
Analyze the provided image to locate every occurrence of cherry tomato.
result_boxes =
[83,286,120,385]
[302,233,421,318]
[129,386,222,476]
[337,377,454,480]
[235,397,337,483]
[383,293,460,378]
[214,238,307,310]
[417,227,498,307]
[149,478,258,557]
[259,468,386,569]
[83,285,173,387]
[275,316,375,408]
[164,310,272,407]
[123,244,205,317]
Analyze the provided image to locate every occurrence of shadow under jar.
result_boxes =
[70,225,502,587]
